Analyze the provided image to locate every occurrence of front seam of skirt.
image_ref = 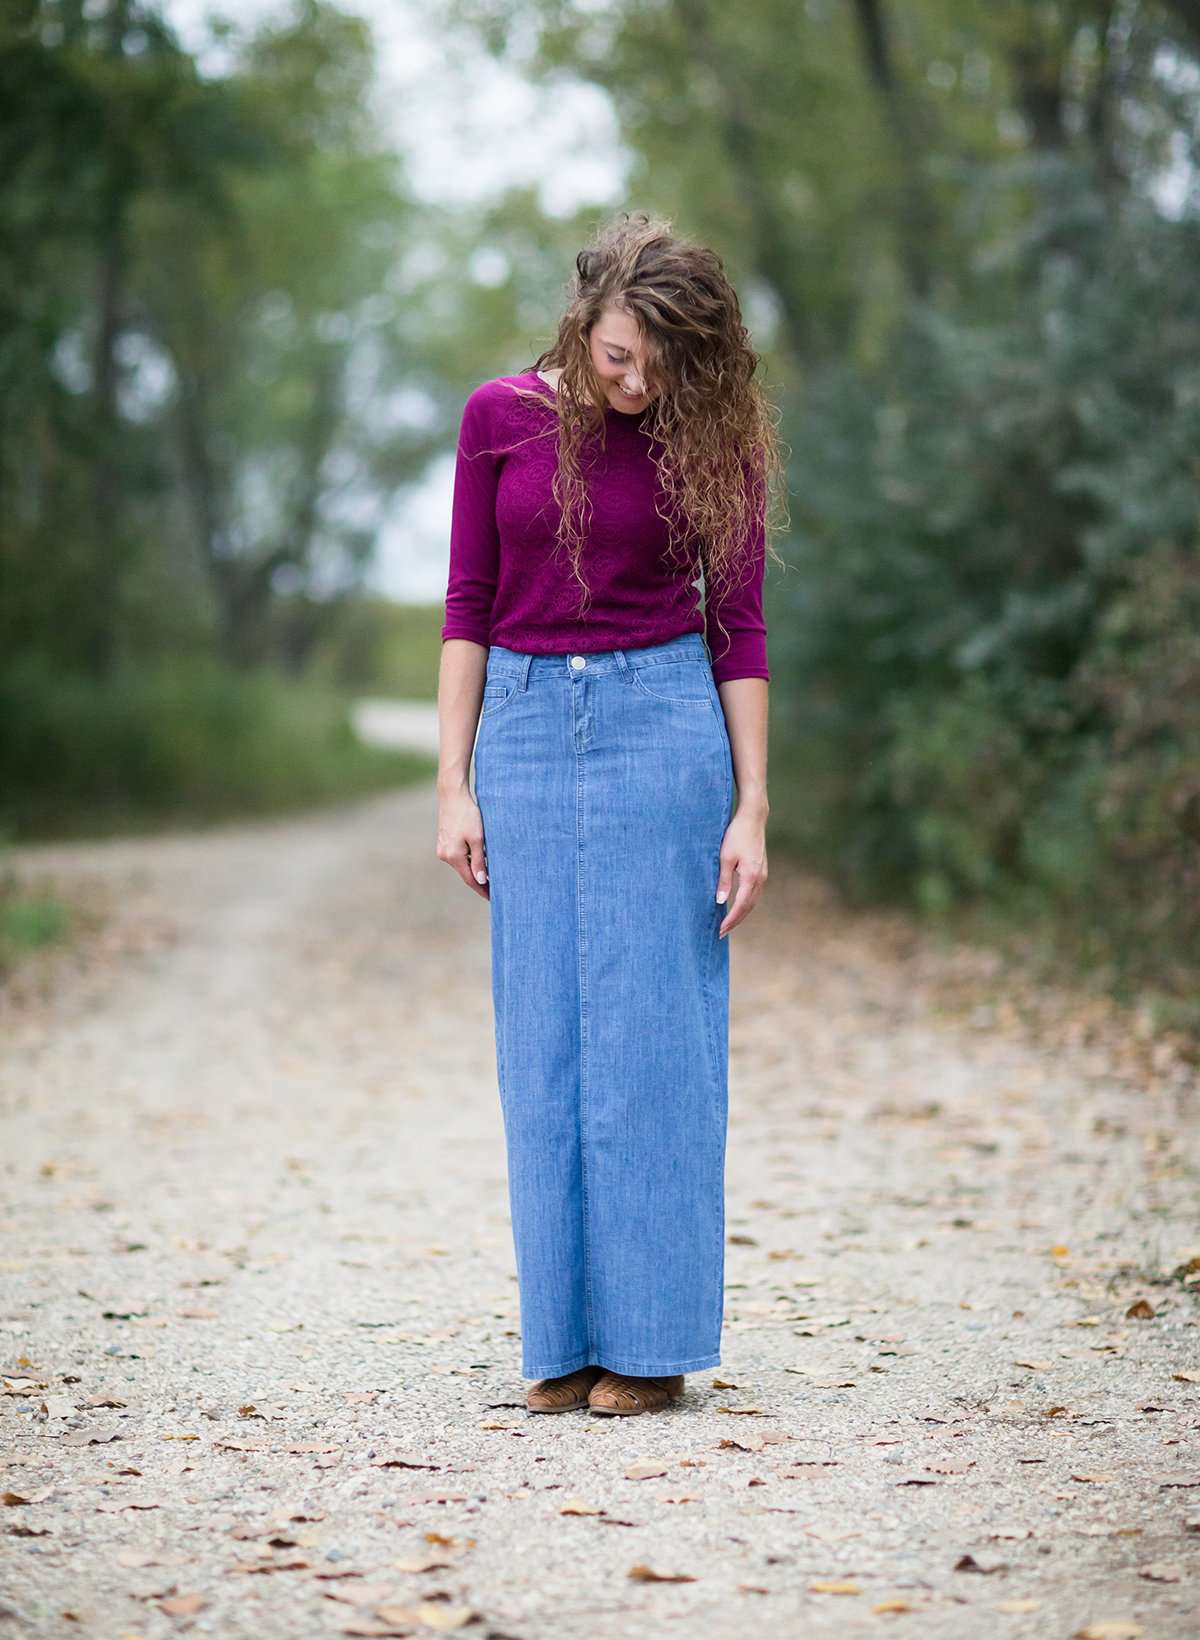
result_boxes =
[575,697,596,1358]
[702,740,734,1352]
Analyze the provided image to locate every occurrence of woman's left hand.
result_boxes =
[715,802,767,938]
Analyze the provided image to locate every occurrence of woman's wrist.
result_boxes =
[735,785,769,819]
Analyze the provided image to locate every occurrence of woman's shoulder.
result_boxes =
[465,369,548,411]
[458,371,554,453]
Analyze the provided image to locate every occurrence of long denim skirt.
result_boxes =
[472,631,735,1379]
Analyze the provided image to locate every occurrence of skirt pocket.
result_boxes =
[629,658,714,707]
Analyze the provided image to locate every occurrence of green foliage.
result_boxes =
[0,652,433,840]
[308,599,446,697]
[0,874,69,961]
[774,158,1200,1020]
[0,0,424,681]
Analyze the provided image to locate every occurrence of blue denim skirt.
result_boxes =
[472,631,735,1379]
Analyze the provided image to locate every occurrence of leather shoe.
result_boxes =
[588,1371,685,1415]
[526,1364,606,1413]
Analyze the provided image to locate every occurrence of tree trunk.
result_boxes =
[669,0,836,363]
[87,0,133,677]
[850,0,938,302]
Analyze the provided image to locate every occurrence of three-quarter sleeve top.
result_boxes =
[440,370,769,684]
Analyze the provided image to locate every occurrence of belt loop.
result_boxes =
[612,647,630,676]
[519,652,534,691]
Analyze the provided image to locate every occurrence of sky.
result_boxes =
[165,0,629,603]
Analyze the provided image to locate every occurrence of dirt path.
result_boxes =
[2,780,1198,1640]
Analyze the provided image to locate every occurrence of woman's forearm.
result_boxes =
[437,638,488,794]
[716,677,769,815]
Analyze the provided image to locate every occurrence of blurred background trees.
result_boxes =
[2,0,1197,1025]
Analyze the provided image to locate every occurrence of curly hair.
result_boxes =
[501,209,789,670]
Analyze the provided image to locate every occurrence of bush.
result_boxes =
[0,652,431,840]
[769,160,1200,1027]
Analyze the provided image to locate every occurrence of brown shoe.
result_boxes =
[587,1371,685,1415]
[526,1364,606,1413]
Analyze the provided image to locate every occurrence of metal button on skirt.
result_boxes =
[472,631,735,1380]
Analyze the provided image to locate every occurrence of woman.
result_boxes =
[436,211,784,1418]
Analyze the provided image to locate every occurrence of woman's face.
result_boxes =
[588,307,657,414]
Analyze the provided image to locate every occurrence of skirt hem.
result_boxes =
[523,1347,721,1380]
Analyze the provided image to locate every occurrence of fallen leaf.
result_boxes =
[560,1498,605,1516]
[1125,1299,1155,1320]
[231,1556,310,1575]
[115,1549,191,1569]
[1138,1562,1182,1582]
[809,1579,860,1595]
[2,1378,46,1396]
[625,1460,670,1481]
[128,1572,180,1600]
[411,1604,477,1631]
[954,1553,1007,1574]
[393,1550,457,1573]
[158,1594,205,1617]
[366,1608,420,1633]
[322,1583,402,1608]
[3,1487,53,1506]
[628,1563,696,1583]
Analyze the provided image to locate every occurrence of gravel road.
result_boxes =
[2,776,1198,1640]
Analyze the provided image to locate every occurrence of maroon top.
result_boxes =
[440,370,769,684]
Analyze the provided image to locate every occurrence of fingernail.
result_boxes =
[476,870,487,883]
[716,889,728,904]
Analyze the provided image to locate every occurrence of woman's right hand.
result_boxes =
[437,784,490,899]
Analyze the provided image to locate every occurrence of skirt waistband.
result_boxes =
[486,630,709,681]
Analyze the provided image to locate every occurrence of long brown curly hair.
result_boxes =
[502,209,789,669]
